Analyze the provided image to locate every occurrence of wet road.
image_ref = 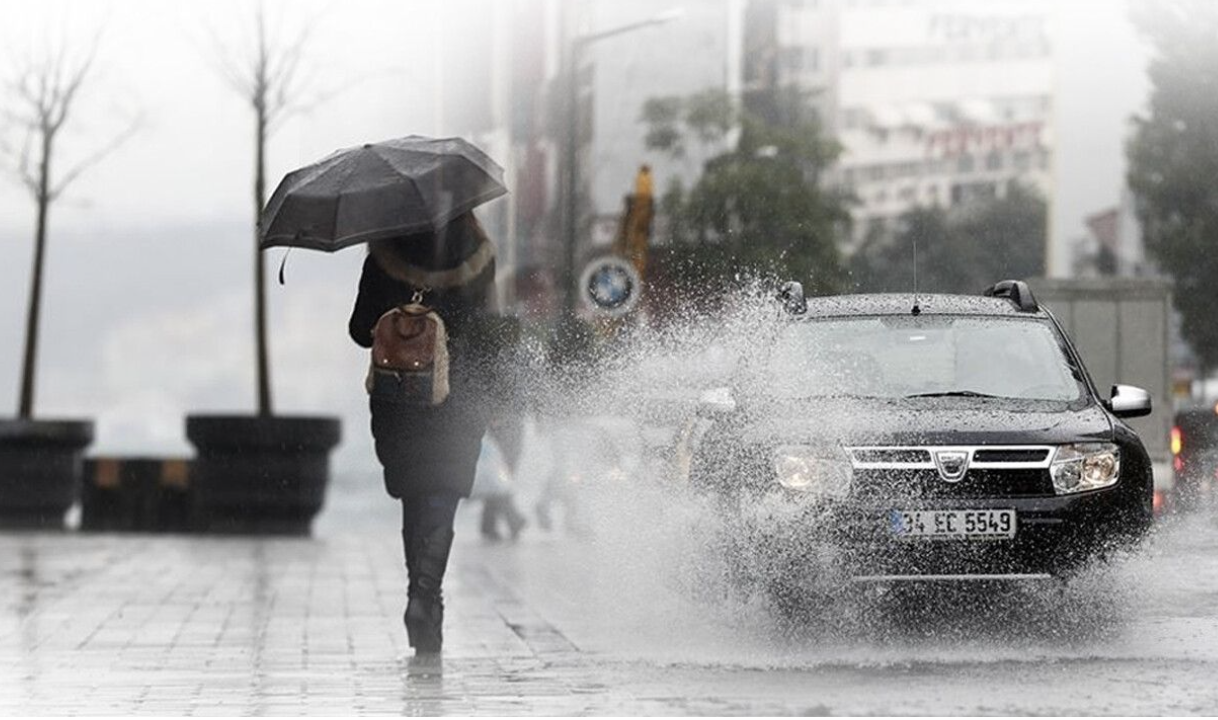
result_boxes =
[469,493,1218,716]
[2,472,1218,715]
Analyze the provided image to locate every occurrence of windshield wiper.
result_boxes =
[904,390,1002,399]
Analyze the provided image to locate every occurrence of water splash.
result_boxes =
[497,277,1181,669]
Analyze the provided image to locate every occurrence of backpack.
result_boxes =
[365,292,450,406]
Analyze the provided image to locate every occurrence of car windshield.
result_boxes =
[762,315,1084,402]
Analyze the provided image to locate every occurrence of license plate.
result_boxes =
[889,509,1016,540]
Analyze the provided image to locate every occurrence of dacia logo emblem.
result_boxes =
[933,450,970,483]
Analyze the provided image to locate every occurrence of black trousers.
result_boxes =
[401,493,461,598]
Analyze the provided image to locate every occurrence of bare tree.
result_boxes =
[0,34,139,420]
[207,5,326,418]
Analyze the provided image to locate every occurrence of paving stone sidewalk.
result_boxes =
[0,517,820,716]
[7,482,1218,716]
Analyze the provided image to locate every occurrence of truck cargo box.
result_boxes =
[1029,277,1173,493]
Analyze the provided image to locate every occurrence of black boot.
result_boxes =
[404,594,444,654]
[404,523,455,654]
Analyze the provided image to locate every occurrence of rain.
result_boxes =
[2,0,1218,716]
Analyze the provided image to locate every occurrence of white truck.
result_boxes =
[1029,277,1175,509]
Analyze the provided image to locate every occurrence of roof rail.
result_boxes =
[983,280,1038,312]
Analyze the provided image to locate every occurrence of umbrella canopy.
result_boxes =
[259,135,508,252]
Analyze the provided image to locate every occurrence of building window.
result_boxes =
[951,181,998,206]
[780,47,820,73]
[957,154,975,173]
[842,107,869,129]
[985,151,1003,171]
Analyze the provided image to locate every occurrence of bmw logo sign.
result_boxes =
[579,256,642,316]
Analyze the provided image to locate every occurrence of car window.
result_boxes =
[761,315,1083,401]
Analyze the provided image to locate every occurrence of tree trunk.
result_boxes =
[254,108,272,417]
[18,129,53,420]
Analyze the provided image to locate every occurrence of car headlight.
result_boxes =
[1050,443,1120,495]
[773,447,852,498]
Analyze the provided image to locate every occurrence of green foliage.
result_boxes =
[1127,0,1218,369]
[850,184,1047,294]
[641,88,850,301]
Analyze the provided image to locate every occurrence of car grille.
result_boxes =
[972,448,1051,464]
[851,468,1052,499]
[851,448,932,464]
[846,445,1056,499]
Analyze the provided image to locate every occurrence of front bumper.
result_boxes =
[735,486,1148,580]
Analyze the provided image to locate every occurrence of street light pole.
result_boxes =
[559,9,683,318]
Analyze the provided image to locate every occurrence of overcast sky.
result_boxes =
[0,0,1152,474]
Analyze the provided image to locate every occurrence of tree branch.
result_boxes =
[197,18,259,100]
[48,43,97,134]
[49,112,142,199]
[0,127,39,195]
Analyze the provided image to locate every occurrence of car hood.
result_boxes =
[738,398,1114,448]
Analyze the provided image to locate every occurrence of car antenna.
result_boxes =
[911,237,921,316]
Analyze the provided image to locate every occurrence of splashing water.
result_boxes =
[491,279,1192,671]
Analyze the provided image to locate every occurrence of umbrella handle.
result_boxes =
[278,249,293,286]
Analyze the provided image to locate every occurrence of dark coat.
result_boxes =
[349,224,498,499]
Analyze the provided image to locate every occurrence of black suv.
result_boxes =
[682,281,1155,596]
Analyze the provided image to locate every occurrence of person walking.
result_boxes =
[478,414,528,541]
[348,211,498,655]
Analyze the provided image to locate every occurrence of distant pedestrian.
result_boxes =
[348,211,498,655]
[472,419,528,541]
[533,315,600,534]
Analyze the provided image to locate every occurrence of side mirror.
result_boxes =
[1108,384,1152,419]
[697,387,737,418]
[777,281,807,315]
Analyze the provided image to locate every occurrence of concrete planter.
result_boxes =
[185,415,341,535]
[0,419,94,529]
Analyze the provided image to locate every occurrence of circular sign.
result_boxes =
[579,256,642,316]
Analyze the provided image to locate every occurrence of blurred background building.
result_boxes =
[436,0,741,314]
[434,0,558,312]
[439,0,1065,306]
[1071,189,1150,278]
[743,0,1055,249]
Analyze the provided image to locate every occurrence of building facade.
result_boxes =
[746,0,1055,248]
[436,0,565,312]
[583,0,744,246]
[437,0,741,313]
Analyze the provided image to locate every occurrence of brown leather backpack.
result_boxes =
[365,300,450,405]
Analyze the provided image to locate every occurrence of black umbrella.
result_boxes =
[259,135,507,252]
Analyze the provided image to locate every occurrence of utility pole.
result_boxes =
[558,8,683,317]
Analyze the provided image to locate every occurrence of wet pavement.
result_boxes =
[4,472,1218,715]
